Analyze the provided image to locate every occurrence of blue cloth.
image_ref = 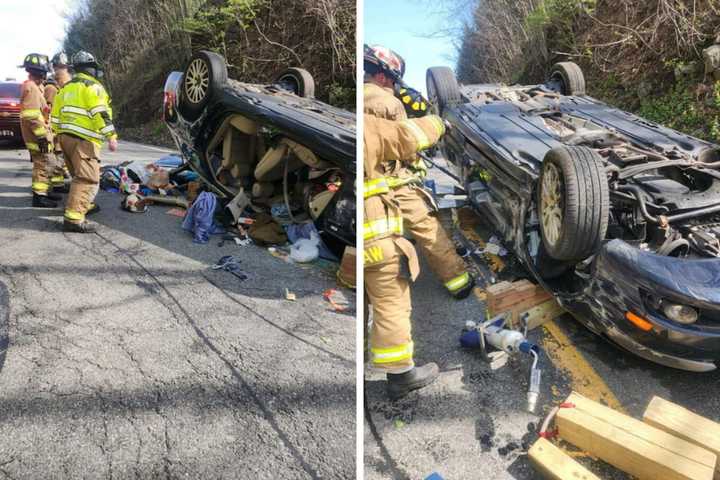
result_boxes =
[154,155,183,168]
[286,223,338,261]
[182,191,225,244]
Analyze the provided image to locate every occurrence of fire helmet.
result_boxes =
[364,44,406,82]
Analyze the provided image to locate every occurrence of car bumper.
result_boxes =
[567,239,720,371]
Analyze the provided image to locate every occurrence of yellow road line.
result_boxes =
[542,319,625,413]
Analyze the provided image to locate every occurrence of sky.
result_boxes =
[0,0,75,81]
[364,0,460,95]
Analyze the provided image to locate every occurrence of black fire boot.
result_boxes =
[86,203,100,216]
[387,362,440,400]
[452,273,476,300]
[53,183,70,194]
[46,190,62,201]
[32,193,58,209]
[63,221,96,233]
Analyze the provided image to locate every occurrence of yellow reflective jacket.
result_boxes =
[50,73,117,147]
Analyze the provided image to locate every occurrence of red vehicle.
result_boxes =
[0,82,22,145]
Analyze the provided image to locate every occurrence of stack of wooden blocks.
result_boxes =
[529,392,720,480]
[486,279,566,330]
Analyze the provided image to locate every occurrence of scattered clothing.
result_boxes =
[286,223,338,261]
[248,213,287,246]
[182,191,225,244]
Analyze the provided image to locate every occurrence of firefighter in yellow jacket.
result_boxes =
[19,53,58,208]
[45,53,73,192]
[365,113,447,399]
[364,45,474,299]
[51,51,118,233]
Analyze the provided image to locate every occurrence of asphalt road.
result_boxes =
[364,160,720,480]
[0,141,356,479]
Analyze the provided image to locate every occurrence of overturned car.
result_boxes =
[163,51,356,253]
[427,62,720,371]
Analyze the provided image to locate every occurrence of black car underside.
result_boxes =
[452,84,720,262]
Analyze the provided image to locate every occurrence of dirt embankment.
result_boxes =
[63,0,356,147]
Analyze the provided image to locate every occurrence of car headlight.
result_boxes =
[662,302,698,324]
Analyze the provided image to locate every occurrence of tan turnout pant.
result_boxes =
[365,236,415,373]
[59,134,100,224]
[394,184,470,294]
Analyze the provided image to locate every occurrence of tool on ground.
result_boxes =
[460,312,542,413]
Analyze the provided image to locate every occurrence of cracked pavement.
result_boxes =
[0,142,355,479]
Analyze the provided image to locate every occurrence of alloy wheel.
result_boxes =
[541,162,564,245]
[184,58,210,104]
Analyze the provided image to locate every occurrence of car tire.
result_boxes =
[549,62,586,96]
[537,146,609,261]
[426,66,461,115]
[276,67,315,98]
[179,50,228,121]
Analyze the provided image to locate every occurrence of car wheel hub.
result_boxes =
[185,59,209,104]
[541,162,563,245]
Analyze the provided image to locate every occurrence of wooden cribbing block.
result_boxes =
[486,279,562,329]
[556,392,716,480]
[643,396,720,480]
[528,437,601,480]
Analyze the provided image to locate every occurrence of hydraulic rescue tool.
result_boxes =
[460,313,542,413]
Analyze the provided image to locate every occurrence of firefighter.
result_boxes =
[51,51,117,233]
[19,53,57,208]
[47,52,73,192]
[364,45,475,299]
[43,77,67,193]
[51,52,72,88]
[365,113,448,399]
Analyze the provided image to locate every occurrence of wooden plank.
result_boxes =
[522,299,566,330]
[556,392,716,480]
[528,437,602,480]
[643,396,720,480]
[487,279,551,314]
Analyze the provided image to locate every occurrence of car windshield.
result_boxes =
[0,83,21,98]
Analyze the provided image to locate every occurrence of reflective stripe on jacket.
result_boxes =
[363,115,446,244]
[51,73,116,146]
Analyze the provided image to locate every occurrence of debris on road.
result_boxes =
[323,288,349,312]
[336,247,356,289]
[166,207,186,217]
[248,213,287,246]
[121,193,148,213]
[285,289,296,301]
[211,255,248,281]
[182,191,225,244]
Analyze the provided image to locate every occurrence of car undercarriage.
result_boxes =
[428,62,720,371]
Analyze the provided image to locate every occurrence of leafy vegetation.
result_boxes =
[457,0,720,142]
[63,0,356,144]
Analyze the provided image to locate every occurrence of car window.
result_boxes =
[0,83,21,98]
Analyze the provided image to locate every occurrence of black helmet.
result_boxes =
[52,52,69,68]
[71,50,98,68]
[19,53,51,75]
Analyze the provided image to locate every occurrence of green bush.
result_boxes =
[636,81,720,141]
